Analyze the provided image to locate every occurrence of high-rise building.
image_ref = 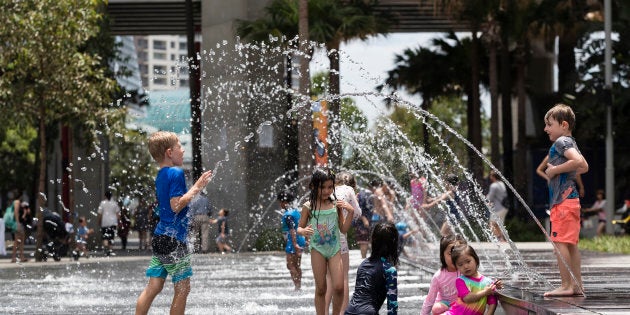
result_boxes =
[134,35,189,91]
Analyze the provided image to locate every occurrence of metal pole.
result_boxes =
[604,0,615,234]
[186,0,202,180]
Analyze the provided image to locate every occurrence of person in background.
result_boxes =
[439,174,461,237]
[278,191,306,291]
[188,189,212,253]
[372,181,394,224]
[73,216,94,259]
[10,196,28,263]
[134,199,152,250]
[118,205,131,250]
[98,191,120,256]
[325,171,362,313]
[211,209,232,254]
[486,171,508,242]
[581,189,607,237]
[395,221,418,258]
[355,179,378,259]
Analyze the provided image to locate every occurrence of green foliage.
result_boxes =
[0,127,37,192]
[109,128,156,199]
[579,235,630,254]
[0,0,117,129]
[504,217,546,242]
[254,228,285,251]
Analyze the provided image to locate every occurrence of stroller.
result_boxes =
[612,200,630,235]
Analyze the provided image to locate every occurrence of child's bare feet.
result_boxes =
[543,287,575,297]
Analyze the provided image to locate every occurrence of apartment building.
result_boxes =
[134,35,190,91]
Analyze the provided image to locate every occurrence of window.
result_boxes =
[171,42,176,49]
[153,40,166,50]
[136,38,148,49]
[153,52,166,60]
[258,125,274,148]
[153,65,166,74]
[179,42,187,50]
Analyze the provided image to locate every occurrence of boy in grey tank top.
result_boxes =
[539,104,589,297]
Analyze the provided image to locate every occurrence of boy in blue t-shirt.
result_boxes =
[278,191,306,291]
[136,131,213,315]
[539,104,588,297]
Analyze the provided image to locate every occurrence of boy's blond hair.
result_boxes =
[545,103,576,131]
[148,131,179,163]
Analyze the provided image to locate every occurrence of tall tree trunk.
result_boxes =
[469,31,483,182]
[297,0,313,193]
[35,108,46,262]
[327,41,341,168]
[285,54,299,187]
[489,43,500,169]
[558,33,578,94]
[514,46,528,219]
[500,30,513,185]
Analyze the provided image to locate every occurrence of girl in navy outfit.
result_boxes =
[345,222,398,315]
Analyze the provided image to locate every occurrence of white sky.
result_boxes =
[311,32,490,127]
[311,32,435,124]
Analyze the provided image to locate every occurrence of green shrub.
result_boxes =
[579,235,630,254]
[254,228,284,251]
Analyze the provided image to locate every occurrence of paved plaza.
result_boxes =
[1,241,630,314]
[0,247,426,314]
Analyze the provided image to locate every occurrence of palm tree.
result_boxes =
[378,42,461,153]
[431,0,502,182]
[380,32,489,163]
[239,0,392,169]
[297,0,313,192]
[307,0,392,167]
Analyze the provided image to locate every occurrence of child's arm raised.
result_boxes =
[170,170,213,213]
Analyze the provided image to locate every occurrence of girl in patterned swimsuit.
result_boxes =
[298,167,355,315]
[447,244,503,315]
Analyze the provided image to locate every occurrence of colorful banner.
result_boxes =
[312,100,329,167]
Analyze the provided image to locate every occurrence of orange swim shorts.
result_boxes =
[549,198,581,245]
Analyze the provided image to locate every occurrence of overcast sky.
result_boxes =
[311,32,435,125]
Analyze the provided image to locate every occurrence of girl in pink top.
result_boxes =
[421,234,466,315]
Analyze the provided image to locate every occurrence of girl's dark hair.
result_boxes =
[451,243,479,267]
[370,222,399,266]
[308,167,336,211]
[439,234,467,269]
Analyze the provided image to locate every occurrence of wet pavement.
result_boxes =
[0,244,425,314]
[1,241,629,314]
